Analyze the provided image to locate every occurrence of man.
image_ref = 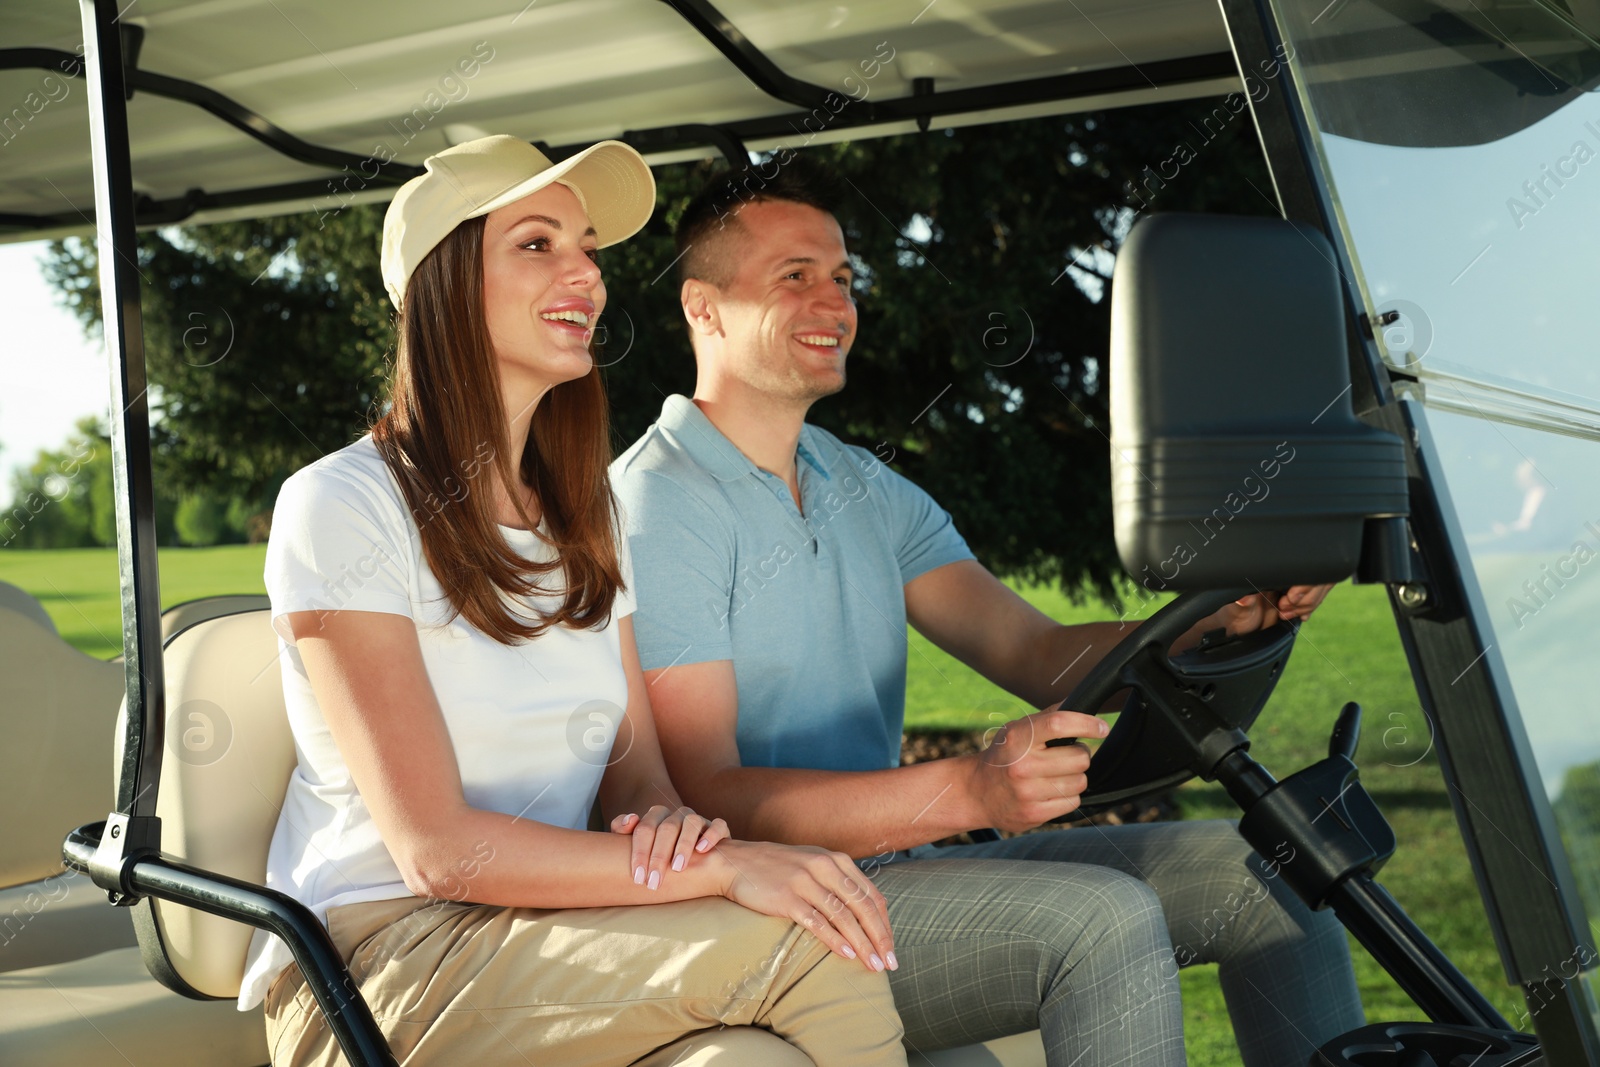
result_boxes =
[612,161,1364,1067]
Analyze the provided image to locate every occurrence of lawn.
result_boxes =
[0,544,268,660]
[1,546,1527,1064]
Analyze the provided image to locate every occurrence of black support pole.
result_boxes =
[660,0,865,117]
[63,825,399,1067]
[79,0,165,835]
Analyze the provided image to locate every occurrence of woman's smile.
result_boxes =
[481,184,606,387]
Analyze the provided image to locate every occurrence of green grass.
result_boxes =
[1,548,1527,1064]
[0,545,267,660]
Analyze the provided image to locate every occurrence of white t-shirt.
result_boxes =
[237,435,635,1011]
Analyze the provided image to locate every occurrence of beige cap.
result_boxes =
[380,134,655,310]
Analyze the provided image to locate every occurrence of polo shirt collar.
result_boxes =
[797,437,832,481]
[657,394,832,483]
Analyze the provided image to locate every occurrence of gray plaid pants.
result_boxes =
[867,819,1363,1067]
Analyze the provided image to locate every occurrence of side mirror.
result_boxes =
[1109,213,1409,591]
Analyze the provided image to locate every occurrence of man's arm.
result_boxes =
[648,657,1106,857]
[903,559,1336,711]
[904,560,1129,710]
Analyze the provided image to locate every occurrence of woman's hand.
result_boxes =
[610,804,730,889]
[709,839,897,973]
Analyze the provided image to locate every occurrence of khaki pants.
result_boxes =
[265,895,906,1067]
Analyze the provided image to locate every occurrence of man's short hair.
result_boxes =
[675,155,846,289]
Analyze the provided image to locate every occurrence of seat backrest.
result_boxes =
[0,606,123,888]
[120,608,295,999]
[0,581,57,635]
[160,595,270,644]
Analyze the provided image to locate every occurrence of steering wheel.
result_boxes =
[1049,587,1297,819]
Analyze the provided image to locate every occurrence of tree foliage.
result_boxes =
[2,417,158,548]
[43,204,393,508]
[40,95,1271,596]
[174,492,227,547]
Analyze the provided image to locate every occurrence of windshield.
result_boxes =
[1272,0,1600,997]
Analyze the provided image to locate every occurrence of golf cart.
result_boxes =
[2,1,1598,1065]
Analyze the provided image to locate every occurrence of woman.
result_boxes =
[236,134,908,1067]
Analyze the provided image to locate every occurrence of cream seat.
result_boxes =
[0,595,272,1066]
[161,594,271,643]
[0,597,130,1055]
[104,594,271,666]
[0,946,270,1067]
[0,870,133,973]
[0,579,58,634]
[0,604,124,892]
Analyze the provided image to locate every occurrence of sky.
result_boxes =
[0,240,109,510]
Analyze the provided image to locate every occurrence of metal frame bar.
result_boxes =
[659,0,867,117]
[599,124,746,168]
[0,46,424,182]
[0,37,1236,234]
[77,0,164,831]
[0,176,365,233]
[63,823,396,1067]
[659,0,1236,126]
[69,19,395,1063]
[1217,0,1600,1059]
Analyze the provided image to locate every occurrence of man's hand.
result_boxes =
[1184,583,1335,647]
[961,708,1109,833]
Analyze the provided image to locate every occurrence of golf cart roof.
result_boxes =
[0,0,1240,241]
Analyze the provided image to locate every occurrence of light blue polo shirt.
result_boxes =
[612,395,974,772]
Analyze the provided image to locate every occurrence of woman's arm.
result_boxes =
[285,609,895,969]
[285,609,723,908]
[595,617,729,887]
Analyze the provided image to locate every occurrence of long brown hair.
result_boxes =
[371,215,623,643]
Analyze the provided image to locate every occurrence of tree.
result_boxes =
[174,493,227,546]
[0,418,250,549]
[43,204,394,510]
[42,95,1272,599]
[1,416,167,548]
